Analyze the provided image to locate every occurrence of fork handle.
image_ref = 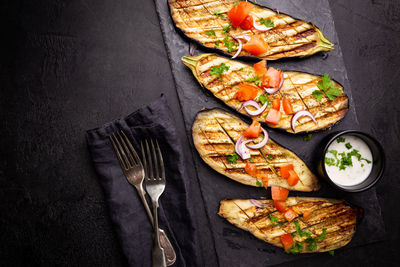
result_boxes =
[151,200,166,267]
[135,185,176,266]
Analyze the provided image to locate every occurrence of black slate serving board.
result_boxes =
[154,0,385,265]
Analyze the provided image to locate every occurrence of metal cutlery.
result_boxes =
[109,131,175,266]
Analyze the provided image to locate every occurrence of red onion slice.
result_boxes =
[291,110,318,132]
[189,42,197,56]
[252,17,273,32]
[262,72,284,94]
[235,136,251,160]
[231,38,242,59]
[233,34,251,42]
[239,100,268,116]
[246,128,269,149]
[250,199,263,208]
[238,100,260,111]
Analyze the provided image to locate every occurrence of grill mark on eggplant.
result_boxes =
[219,198,359,252]
[170,0,333,60]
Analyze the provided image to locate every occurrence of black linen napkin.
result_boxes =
[86,95,202,267]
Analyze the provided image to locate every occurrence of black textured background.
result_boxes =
[0,0,399,266]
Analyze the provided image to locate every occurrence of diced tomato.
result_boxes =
[234,84,259,101]
[287,170,300,186]
[243,35,269,56]
[274,200,287,213]
[280,164,294,179]
[253,60,267,77]
[272,98,281,110]
[282,98,294,114]
[227,1,254,27]
[243,120,262,138]
[265,108,281,124]
[245,162,258,177]
[261,176,268,188]
[284,208,298,222]
[280,233,294,251]
[303,210,312,220]
[239,15,254,30]
[271,186,289,201]
[262,67,282,88]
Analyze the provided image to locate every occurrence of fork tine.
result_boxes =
[145,140,154,179]
[155,139,165,180]
[109,133,128,170]
[117,131,136,166]
[120,131,142,166]
[141,141,148,177]
[114,132,132,168]
[150,139,159,179]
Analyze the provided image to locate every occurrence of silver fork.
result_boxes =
[141,139,167,267]
[109,131,175,266]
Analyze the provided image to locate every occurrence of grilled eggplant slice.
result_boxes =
[184,54,348,133]
[219,198,361,252]
[192,108,320,191]
[169,0,333,60]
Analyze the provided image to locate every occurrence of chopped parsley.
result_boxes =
[233,1,240,6]
[260,18,274,28]
[312,73,341,101]
[205,29,216,36]
[269,214,278,224]
[210,63,229,80]
[245,76,262,86]
[325,157,336,166]
[249,158,254,163]
[239,67,244,71]
[215,40,220,48]
[303,133,312,141]
[329,250,335,256]
[226,152,239,164]
[287,241,303,254]
[223,36,236,52]
[256,180,263,187]
[316,228,327,242]
[326,148,371,170]
[222,24,231,34]
[293,221,312,237]
[306,237,317,251]
[267,155,273,160]
[345,142,352,149]
[214,9,224,18]
[337,137,346,143]
[260,205,265,209]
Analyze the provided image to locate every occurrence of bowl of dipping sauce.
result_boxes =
[318,130,385,192]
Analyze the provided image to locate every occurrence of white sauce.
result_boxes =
[324,135,373,186]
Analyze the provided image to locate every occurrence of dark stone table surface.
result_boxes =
[1,0,399,266]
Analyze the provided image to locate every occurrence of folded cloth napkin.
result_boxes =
[86,95,202,267]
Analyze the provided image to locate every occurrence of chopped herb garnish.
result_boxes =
[316,228,327,242]
[269,214,278,224]
[226,152,239,164]
[256,180,263,187]
[303,134,312,141]
[312,89,324,102]
[249,158,254,163]
[287,241,303,254]
[205,29,216,36]
[313,73,341,101]
[260,205,265,209]
[233,1,240,6]
[215,40,220,48]
[222,24,231,34]
[345,142,352,149]
[267,155,273,160]
[210,63,229,80]
[329,250,335,256]
[337,137,346,143]
[214,9,224,18]
[325,157,336,166]
[223,36,236,52]
[258,94,269,106]
[260,18,274,28]
[307,239,317,251]
[246,76,262,86]
[293,221,312,237]
[239,67,244,71]
[361,163,364,167]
